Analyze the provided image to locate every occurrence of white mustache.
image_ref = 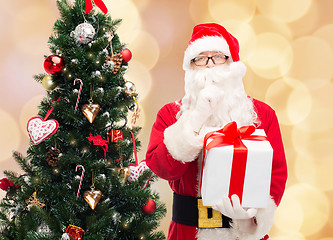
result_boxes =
[188,66,232,93]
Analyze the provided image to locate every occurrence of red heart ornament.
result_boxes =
[27,116,59,145]
[128,160,149,183]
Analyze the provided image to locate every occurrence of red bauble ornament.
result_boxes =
[0,178,10,191]
[141,198,156,215]
[120,48,132,63]
[44,55,65,75]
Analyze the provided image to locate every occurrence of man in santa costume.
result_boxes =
[146,23,287,240]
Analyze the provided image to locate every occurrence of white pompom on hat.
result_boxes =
[183,23,240,70]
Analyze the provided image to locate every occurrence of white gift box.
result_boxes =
[201,129,273,208]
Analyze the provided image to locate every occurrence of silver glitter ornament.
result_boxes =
[37,223,51,233]
[71,22,96,44]
[103,60,115,71]
[124,81,136,95]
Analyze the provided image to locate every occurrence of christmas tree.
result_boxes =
[0,0,166,239]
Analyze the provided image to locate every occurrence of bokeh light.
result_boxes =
[278,184,330,236]
[286,80,312,125]
[313,24,333,50]
[296,81,333,133]
[274,190,303,232]
[273,232,306,240]
[247,32,293,79]
[208,0,256,23]
[294,140,333,192]
[257,0,313,23]
[265,78,312,125]
[134,0,152,11]
[189,0,214,23]
[287,36,333,88]
[124,60,152,100]
[12,3,57,40]
[250,15,292,40]
[127,31,160,70]
[287,0,319,38]
[0,110,21,162]
[19,95,44,138]
[105,0,141,43]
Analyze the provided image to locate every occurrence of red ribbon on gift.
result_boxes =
[108,129,123,143]
[85,0,108,14]
[200,121,268,204]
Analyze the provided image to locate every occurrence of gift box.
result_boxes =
[200,122,273,209]
[107,129,123,143]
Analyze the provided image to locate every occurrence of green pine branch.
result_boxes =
[0,0,166,238]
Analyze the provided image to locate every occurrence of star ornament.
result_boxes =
[26,191,46,208]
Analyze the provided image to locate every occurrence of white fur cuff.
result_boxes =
[164,116,203,163]
[197,228,232,240]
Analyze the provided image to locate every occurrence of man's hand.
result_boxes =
[196,84,221,112]
[190,85,222,132]
[213,194,257,220]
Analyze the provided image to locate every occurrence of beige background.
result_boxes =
[1,0,333,239]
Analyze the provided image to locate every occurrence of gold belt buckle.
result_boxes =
[197,198,223,228]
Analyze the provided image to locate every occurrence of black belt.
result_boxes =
[172,193,231,228]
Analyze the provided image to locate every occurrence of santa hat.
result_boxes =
[183,23,240,70]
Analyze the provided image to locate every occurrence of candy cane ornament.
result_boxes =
[75,165,85,199]
[73,79,83,113]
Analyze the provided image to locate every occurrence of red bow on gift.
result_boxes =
[201,122,268,203]
[85,0,108,14]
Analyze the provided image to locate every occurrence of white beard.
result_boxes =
[179,63,259,129]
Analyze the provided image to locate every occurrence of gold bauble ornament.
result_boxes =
[113,167,130,185]
[81,102,101,123]
[83,188,103,210]
[42,75,57,90]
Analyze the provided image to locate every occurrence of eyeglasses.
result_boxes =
[191,54,229,66]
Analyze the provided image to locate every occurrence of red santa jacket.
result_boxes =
[146,99,287,240]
